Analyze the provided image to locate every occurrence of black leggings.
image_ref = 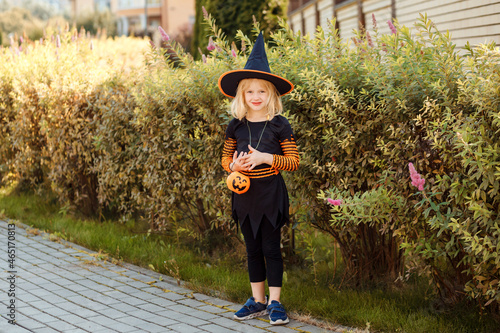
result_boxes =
[240,217,283,287]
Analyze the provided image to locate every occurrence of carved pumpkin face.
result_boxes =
[226,171,250,194]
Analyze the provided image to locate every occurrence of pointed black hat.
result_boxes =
[218,32,293,98]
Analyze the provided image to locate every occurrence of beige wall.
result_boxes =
[396,0,500,48]
[160,0,195,36]
[289,0,500,48]
[115,0,194,37]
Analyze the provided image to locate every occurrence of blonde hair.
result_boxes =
[230,78,283,120]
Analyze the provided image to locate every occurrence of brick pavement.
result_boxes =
[0,220,349,333]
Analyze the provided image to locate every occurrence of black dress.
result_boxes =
[221,115,299,238]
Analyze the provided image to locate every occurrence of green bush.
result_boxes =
[191,0,287,58]
[281,15,499,308]
[75,10,117,37]
[0,7,44,44]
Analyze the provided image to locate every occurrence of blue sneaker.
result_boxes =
[267,300,289,325]
[233,297,268,320]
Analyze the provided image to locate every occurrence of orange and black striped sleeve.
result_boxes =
[272,135,299,171]
[221,137,237,173]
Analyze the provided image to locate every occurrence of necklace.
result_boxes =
[247,119,268,150]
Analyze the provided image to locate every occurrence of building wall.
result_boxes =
[70,0,116,16]
[115,0,194,37]
[336,1,358,40]
[318,0,335,28]
[363,0,392,35]
[161,0,195,37]
[289,0,500,48]
[396,0,500,48]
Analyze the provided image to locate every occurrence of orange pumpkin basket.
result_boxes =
[226,171,250,194]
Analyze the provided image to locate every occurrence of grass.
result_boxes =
[0,184,498,333]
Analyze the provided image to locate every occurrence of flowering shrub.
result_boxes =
[318,171,408,282]
[300,15,499,308]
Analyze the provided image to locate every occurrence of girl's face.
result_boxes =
[244,80,269,113]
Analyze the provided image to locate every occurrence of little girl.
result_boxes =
[219,32,299,326]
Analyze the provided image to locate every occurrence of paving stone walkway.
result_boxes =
[0,220,348,333]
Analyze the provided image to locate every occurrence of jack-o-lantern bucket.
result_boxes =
[226,171,250,194]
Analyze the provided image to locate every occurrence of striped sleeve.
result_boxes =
[221,137,237,172]
[272,135,299,171]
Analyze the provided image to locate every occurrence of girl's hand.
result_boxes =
[241,145,273,170]
[231,150,248,172]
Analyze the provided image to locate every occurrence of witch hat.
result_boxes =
[218,32,294,98]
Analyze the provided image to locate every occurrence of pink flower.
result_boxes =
[327,198,343,206]
[408,162,417,175]
[416,178,425,191]
[202,6,209,19]
[387,20,397,34]
[408,163,425,191]
[207,37,215,51]
[56,35,61,48]
[231,49,237,57]
[158,26,170,42]
[366,31,373,47]
[202,54,207,63]
[372,13,377,30]
[89,40,94,50]
[149,40,156,49]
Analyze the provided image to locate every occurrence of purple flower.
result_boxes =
[387,20,397,34]
[19,36,24,44]
[372,13,377,30]
[327,198,343,206]
[231,49,237,57]
[202,6,209,19]
[202,54,207,63]
[158,26,170,42]
[207,37,215,51]
[408,163,425,191]
[56,35,61,48]
[149,40,156,49]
